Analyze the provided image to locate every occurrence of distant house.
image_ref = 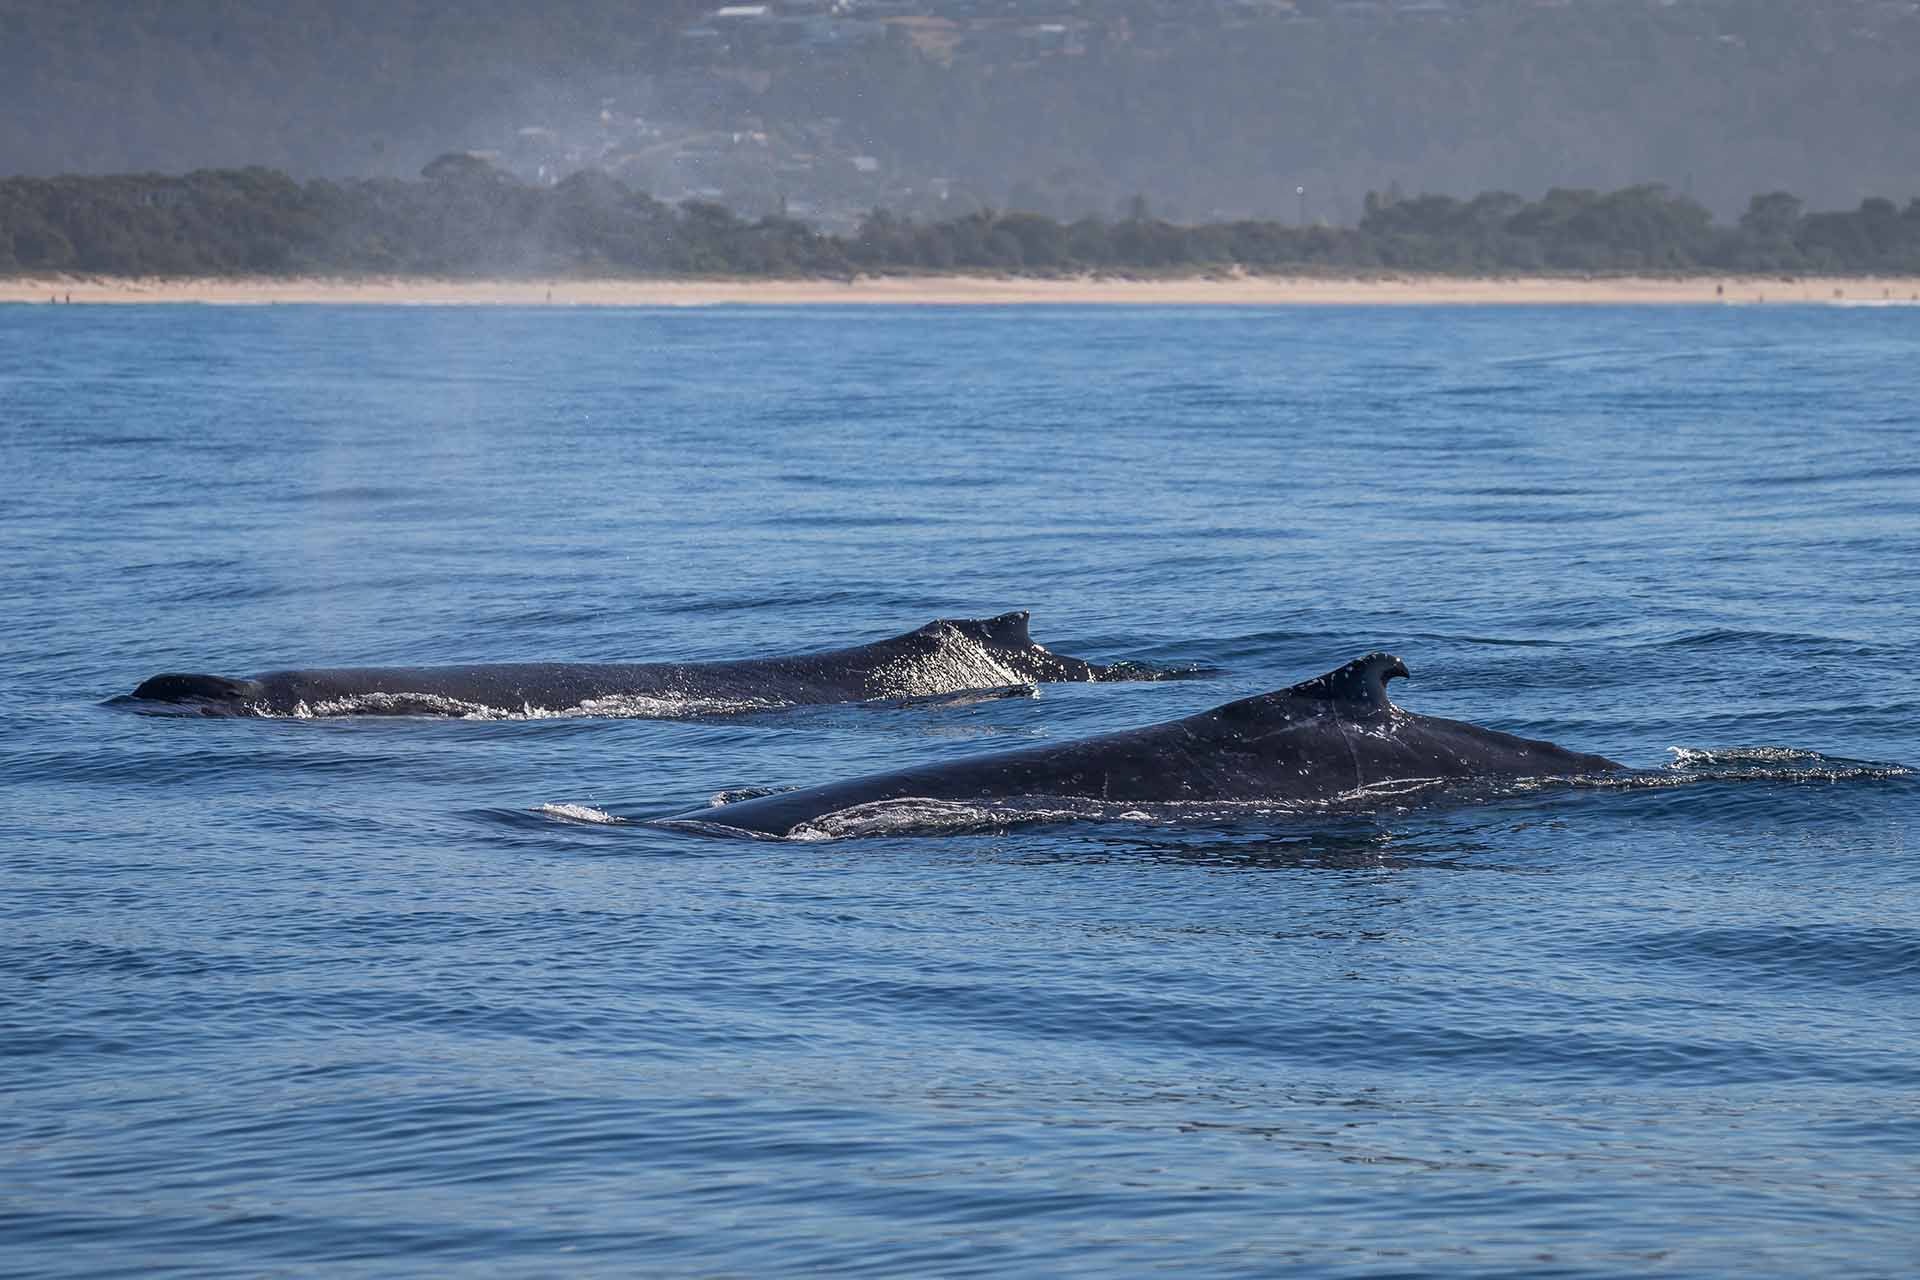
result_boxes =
[678,24,725,56]
[1025,23,1069,53]
[421,151,511,183]
[779,14,885,47]
[137,184,188,210]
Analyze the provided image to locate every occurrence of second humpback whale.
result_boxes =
[681,652,1623,838]
[115,611,1142,717]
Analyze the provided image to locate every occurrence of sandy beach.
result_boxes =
[6,272,1920,307]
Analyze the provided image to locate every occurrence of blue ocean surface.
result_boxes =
[3,301,1917,1277]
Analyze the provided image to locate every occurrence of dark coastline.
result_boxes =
[4,167,1918,283]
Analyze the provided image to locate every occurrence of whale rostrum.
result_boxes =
[115,611,1143,717]
[685,652,1624,838]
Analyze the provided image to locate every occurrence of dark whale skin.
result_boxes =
[688,652,1623,837]
[114,611,1130,717]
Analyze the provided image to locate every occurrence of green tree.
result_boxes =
[1739,191,1803,239]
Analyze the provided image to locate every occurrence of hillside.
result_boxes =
[2,0,1916,224]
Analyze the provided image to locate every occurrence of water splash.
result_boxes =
[708,786,793,806]
[1654,746,1912,784]
[538,803,625,825]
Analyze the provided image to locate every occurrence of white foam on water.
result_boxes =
[1667,745,1822,767]
[1559,747,1918,787]
[708,786,793,807]
[539,803,625,825]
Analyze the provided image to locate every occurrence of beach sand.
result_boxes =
[6,273,1920,307]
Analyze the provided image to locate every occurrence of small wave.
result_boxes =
[1653,746,1912,785]
[1463,485,1587,498]
[6,939,247,982]
[657,587,899,615]
[1618,923,1920,988]
[1406,632,1569,648]
[1730,462,1920,489]
[1642,628,1901,660]
[268,484,424,506]
[1487,346,1645,369]
[762,510,942,530]
[1098,660,1220,681]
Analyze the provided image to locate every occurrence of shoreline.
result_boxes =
[6,273,1920,307]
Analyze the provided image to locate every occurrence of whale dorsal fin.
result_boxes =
[925,610,1033,649]
[1216,652,1408,723]
[974,610,1032,648]
[1283,652,1408,712]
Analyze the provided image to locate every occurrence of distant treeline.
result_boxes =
[4,162,1919,278]
[5,1,1918,226]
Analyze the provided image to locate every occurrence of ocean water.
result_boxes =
[3,301,1917,1277]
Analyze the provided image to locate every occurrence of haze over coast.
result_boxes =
[3,1,1916,288]
[4,0,1917,225]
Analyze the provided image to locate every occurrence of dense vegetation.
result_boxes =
[5,164,1918,278]
[762,1,1920,225]
[1,1,1916,223]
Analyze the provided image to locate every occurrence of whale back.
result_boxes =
[869,610,1108,691]
[1196,651,1616,786]
[1209,651,1408,723]
[113,610,1121,716]
[939,610,1032,649]
[690,651,1622,837]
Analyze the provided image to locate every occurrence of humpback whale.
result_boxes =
[115,611,1138,717]
[684,652,1623,838]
